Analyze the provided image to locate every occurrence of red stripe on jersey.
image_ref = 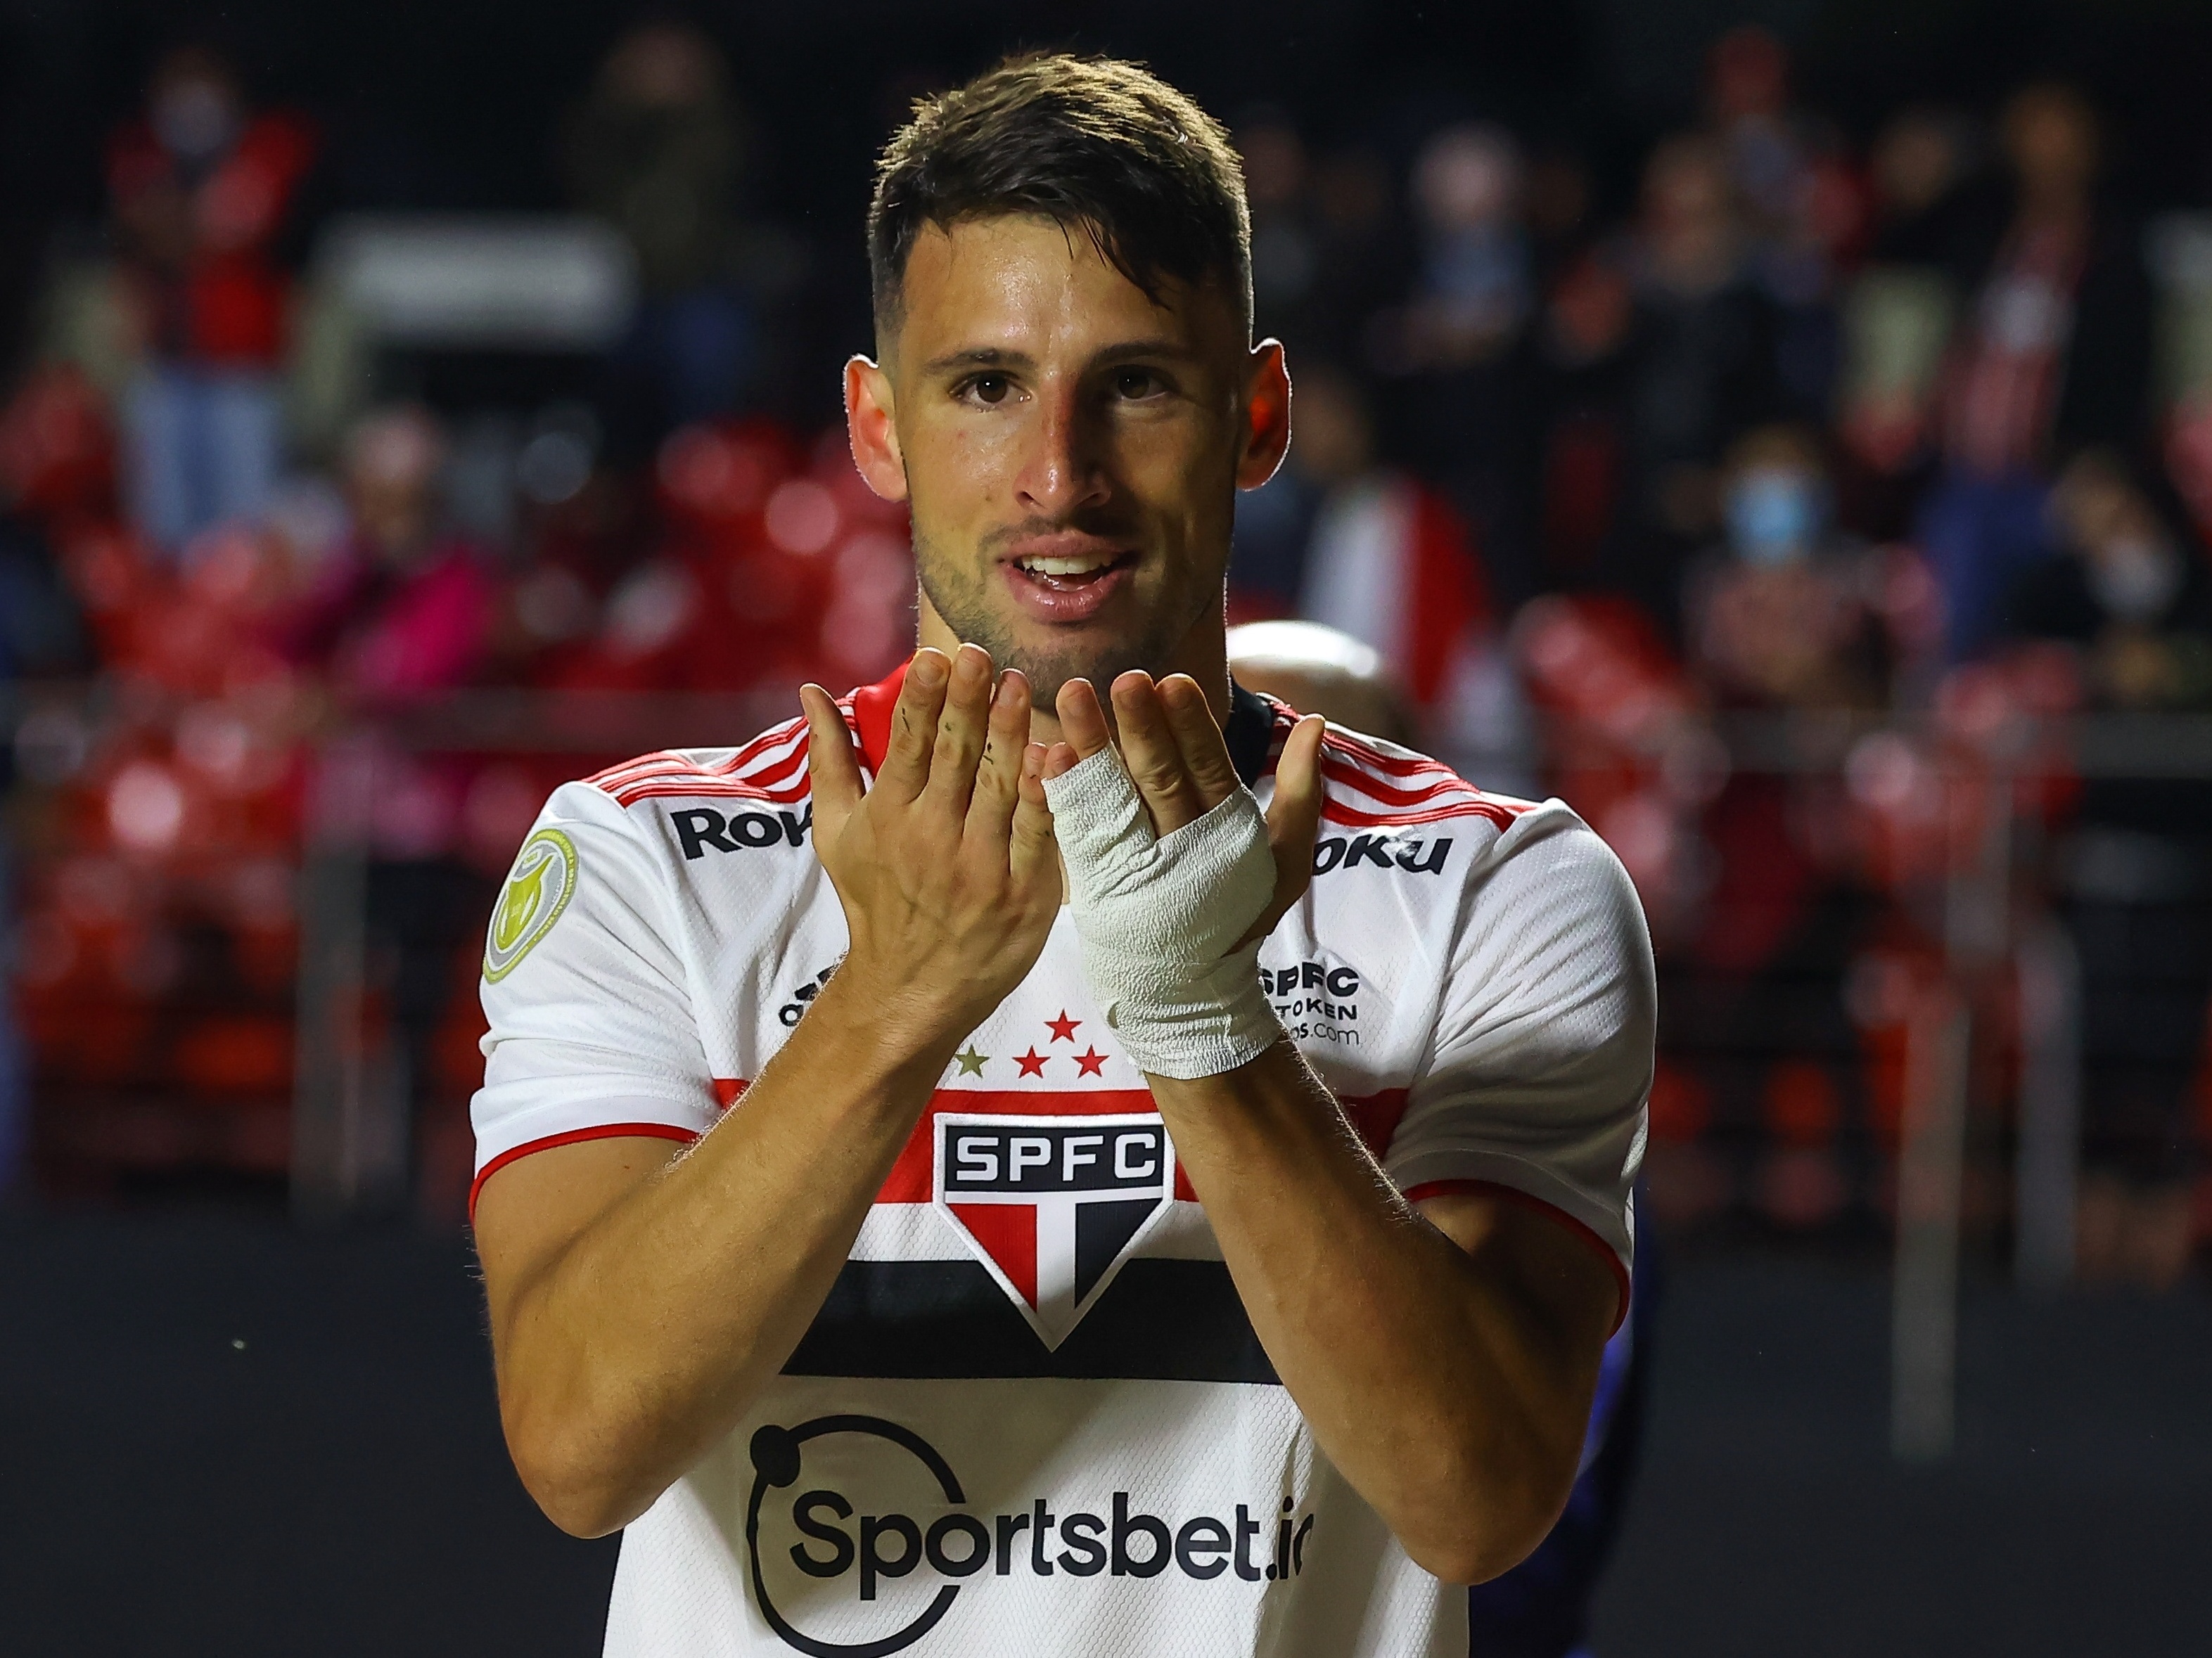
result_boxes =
[1401,1178,1629,1334]
[1320,758,1482,810]
[468,1122,698,1219]
[878,1087,1160,1203]
[609,778,812,806]
[590,723,817,808]
[713,1079,748,1109]
[736,745,810,795]
[585,750,694,791]
[1321,727,1465,779]
[1323,797,1523,830]
[711,719,807,776]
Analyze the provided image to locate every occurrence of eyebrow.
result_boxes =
[919,338,1202,378]
[921,347,1033,375]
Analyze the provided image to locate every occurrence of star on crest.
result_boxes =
[1014,1046,1049,1078]
[1045,1010,1082,1042]
[952,1044,988,1077]
[1073,1046,1108,1077]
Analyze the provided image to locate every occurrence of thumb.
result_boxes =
[799,683,864,860]
[1239,714,1327,947]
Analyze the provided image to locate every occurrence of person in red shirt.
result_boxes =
[108,45,317,552]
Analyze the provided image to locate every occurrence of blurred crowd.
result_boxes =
[2,23,2210,1282]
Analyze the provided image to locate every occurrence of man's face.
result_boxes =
[853,215,1281,706]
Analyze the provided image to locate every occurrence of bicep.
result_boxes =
[474,1133,688,1349]
[1414,1188,1618,1382]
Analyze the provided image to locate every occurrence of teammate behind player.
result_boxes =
[471,54,1652,1658]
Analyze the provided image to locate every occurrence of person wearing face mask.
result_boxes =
[1682,426,1895,1235]
[1689,424,1888,712]
[106,44,317,553]
[2004,453,2212,1287]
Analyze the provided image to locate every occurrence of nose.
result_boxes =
[1014,380,1111,520]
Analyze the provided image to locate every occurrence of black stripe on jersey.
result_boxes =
[782,1259,1281,1384]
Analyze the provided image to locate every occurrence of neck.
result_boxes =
[913,589,1232,748]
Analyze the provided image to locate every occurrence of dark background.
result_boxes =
[5,1206,2208,1655]
[5,0,2212,404]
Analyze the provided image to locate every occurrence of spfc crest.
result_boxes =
[932,1113,1174,1349]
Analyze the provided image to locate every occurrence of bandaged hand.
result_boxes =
[1041,673,1329,1080]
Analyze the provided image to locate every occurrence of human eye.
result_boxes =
[954,371,1018,407]
[1111,366,1171,401]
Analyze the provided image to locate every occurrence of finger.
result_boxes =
[1239,713,1327,947]
[1042,740,1081,782]
[876,648,951,803]
[1009,741,1060,889]
[1054,677,1113,759]
[1157,674,1240,811]
[921,642,995,818]
[800,682,863,854]
[965,667,1032,844]
[1111,671,1207,835]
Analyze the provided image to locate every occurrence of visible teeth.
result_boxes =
[1020,554,1114,576]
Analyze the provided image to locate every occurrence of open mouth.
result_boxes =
[1010,548,1135,590]
[1000,543,1138,622]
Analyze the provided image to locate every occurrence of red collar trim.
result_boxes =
[850,662,907,773]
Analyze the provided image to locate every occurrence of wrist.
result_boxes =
[1096,942,1281,1080]
[799,965,966,1093]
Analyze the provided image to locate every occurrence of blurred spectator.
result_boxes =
[1917,84,2154,661]
[1834,108,1982,529]
[1704,25,1860,419]
[1304,146,1412,374]
[1687,424,1889,713]
[567,22,781,451]
[287,407,499,1207]
[1677,425,1898,1232]
[1523,169,1639,596]
[1375,124,1539,607]
[2005,453,2212,1286]
[1865,107,1981,269]
[1611,134,1784,636]
[106,46,317,551]
[1399,126,1535,370]
[281,408,497,705]
[1255,368,1533,790]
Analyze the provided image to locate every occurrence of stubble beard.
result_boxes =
[912,528,1218,713]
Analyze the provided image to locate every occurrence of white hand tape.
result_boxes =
[1042,745,1281,1079]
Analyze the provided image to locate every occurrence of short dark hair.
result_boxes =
[867,53,1251,342]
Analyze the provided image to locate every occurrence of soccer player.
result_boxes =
[471,55,1653,1658]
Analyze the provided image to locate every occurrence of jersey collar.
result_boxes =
[849,663,1274,788]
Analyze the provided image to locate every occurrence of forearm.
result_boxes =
[494,974,952,1535]
[1151,1041,1601,1581]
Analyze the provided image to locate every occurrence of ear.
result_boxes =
[845,354,909,503]
[1234,338,1293,492]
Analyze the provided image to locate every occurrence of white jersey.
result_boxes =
[472,669,1654,1658]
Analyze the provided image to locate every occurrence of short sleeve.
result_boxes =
[1381,806,1654,1291]
[470,780,717,1205]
